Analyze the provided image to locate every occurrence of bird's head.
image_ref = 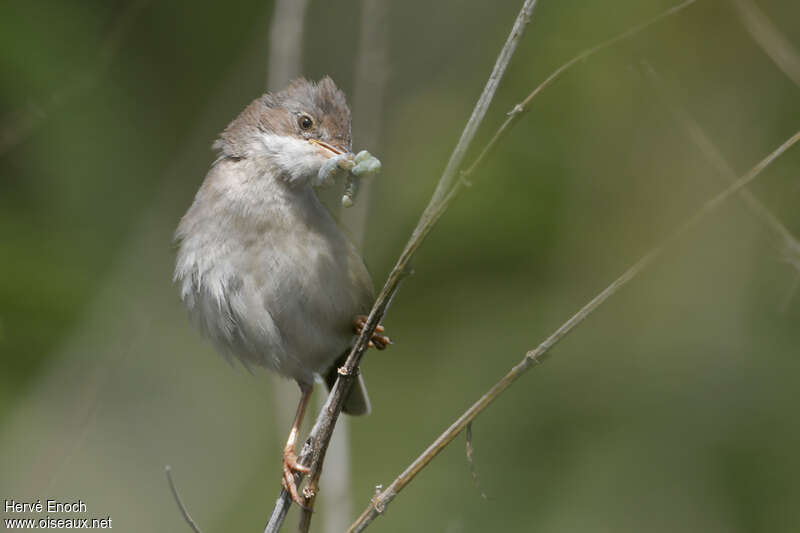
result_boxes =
[214,77,353,186]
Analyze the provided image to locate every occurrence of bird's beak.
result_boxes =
[308,139,350,158]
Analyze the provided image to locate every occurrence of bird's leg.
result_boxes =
[353,315,392,350]
[282,382,313,505]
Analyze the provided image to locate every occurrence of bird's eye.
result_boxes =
[298,114,314,130]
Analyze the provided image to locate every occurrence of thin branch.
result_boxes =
[459,0,698,185]
[643,62,800,277]
[732,0,800,87]
[348,131,800,533]
[264,491,291,533]
[426,0,540,210]
[165,465,204,533]
[266,1,541,531]
[299,2,541,530]
[268,1,708,530]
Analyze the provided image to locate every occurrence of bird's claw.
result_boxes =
[282,448,311,505]
[354,315,392,350]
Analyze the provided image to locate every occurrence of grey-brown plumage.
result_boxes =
[174,77,375,415]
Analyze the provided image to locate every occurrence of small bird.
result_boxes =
[174,77,389,504]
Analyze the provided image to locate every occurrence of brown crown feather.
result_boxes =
[214,77,352,159]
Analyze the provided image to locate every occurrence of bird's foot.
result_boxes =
[282,447,311,505]
[354,315,392,350]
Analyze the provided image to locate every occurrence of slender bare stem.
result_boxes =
[732,0,800,87]
[348,130,800,533]
[643,63,800,274]
[165,465,204,533]
[459,0,698,185]
[267,1,712,530]
[426,0,540,210]
[266,1,541,532]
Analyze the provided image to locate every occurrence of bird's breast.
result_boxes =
[177,174,373,382]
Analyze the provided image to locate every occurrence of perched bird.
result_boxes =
[174,77,389,503]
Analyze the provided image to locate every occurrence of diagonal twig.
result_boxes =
[404,1,701,242]
[308,1,392,532]
[165,465,204,533]
[348,130,800,533]
[643,62,800,300]
[268,1,703,531]
[265,1,542,532]
[457,0,698,191]
[732,0,800,88]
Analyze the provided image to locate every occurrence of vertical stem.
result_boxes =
[340,0,392,248]
[267,0,310,91]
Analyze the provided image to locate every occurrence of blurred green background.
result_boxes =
[1,0,799,531]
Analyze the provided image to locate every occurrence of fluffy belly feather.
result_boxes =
[177,219,372,384]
